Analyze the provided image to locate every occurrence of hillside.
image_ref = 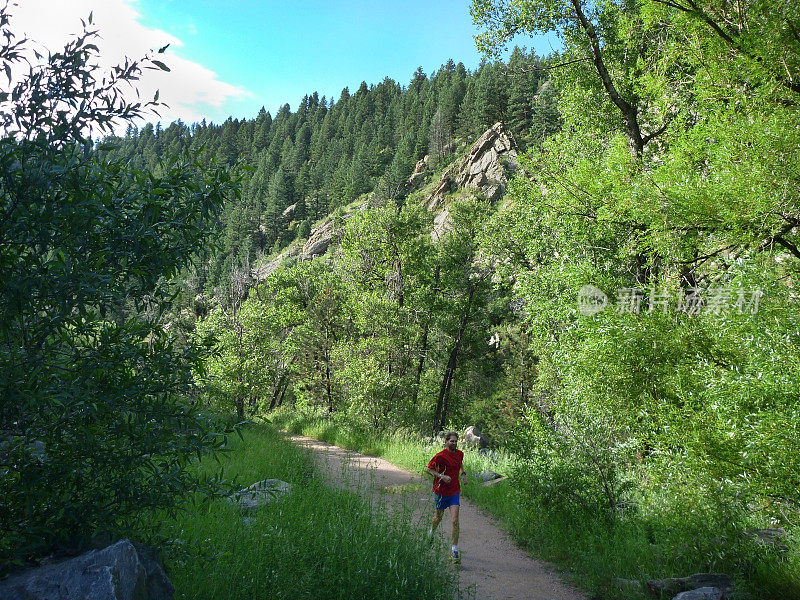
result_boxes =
[104,50,559,307]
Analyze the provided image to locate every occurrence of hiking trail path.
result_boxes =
[288,434,588,600]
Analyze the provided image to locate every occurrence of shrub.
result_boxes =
[0,8,237,571]
[510,402,636,524]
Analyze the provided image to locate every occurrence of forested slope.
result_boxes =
[105,50,559,304]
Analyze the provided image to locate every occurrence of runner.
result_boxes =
[426,431,468,563]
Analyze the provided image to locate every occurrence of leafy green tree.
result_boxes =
[474,0,800,539]
[430,198,495,432]
[0,10,237,570]
[335,201,435,430]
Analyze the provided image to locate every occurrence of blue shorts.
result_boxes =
[434,493,460,510]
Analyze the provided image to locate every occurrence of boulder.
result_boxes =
[673,588,724,600]
[463,425,488,448]
[647,574,733,599]
[0,539,173,600]
[229,478,292,510]
[475,470,502,482]
[745,527,788,552]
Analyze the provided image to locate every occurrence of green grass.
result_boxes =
[147,422,461,600]
[266,409,800,600]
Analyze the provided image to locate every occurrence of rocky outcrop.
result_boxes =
[0,540,173,600]
[254,124,516,281]
[426,122,517,212]
[406,155,430,190]
[281,203,297,219]
[253,204,366,281]
[302,218,336,257]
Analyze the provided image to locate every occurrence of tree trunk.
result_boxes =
[412,321,429,407]
[432,284,475,433]
[268,374,285,410]
[324,346,334,414]
[277,378,289,407]
[413,265,439,407]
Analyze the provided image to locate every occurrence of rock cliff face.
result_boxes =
[253,123,517,280]
[426,122,517,212]
[406,155,429,190]
[253,204,365,281]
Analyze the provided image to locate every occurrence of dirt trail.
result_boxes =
[288,434,588,600]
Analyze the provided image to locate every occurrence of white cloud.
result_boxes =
[9,0,246,128]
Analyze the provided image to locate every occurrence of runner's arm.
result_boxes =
[426,467,450,483]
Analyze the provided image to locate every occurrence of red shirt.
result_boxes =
[428,449,464,496]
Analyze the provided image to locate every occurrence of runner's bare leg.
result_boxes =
[431,508,445,532]
[450,506,460,545]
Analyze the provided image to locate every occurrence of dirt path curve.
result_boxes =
[288,434,587,600]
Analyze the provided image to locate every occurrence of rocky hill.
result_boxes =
[253,122,518,282]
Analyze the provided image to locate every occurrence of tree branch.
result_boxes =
[569,0,644,155]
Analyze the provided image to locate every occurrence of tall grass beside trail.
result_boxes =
[267,409,800,600]
[268,408,517,477]
[148,422,460,600]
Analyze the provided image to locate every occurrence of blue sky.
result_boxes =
[14,1,556,126]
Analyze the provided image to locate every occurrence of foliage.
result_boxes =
[0,9,237,571]
[470,0,800,595]
[198,193,509,437]
[510,403,636,523]
[153,422,460,600]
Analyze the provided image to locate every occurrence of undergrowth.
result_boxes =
[147,421,460,600]
[266,408,800,600]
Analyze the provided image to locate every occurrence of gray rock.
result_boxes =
[463,425,488,448]
[406,155,429,190]
[229,478,292,510]
[745,527,788,552]
[0,539,173,600]
[130,541,175,600]
[647,573,733,599]
[673,587,723,600]
[281,203,297,219]
[475,470,501,482]
[426,122,518,212]
[301,218,334,257]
